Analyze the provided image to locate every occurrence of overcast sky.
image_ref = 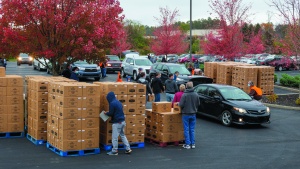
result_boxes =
[118,0,282,26]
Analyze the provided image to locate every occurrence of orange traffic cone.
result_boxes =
[116,72,123,82]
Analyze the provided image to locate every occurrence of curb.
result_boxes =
[263,103,300,111]
[274,85,300,93]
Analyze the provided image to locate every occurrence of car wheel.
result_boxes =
[278,66,283,71]
[221,110,232,126]
[121,69,126,78]
[133,71,137,81]
[94,77,100,81]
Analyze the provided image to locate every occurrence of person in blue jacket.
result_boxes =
[105,91,132,155]
[70,67,79,81]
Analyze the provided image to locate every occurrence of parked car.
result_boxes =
[106,55,122,73]
[33,58,49,71]
[268,57,296,71]
[194,84,271,126]
[121,54,153,80]
[198,55,214,63]
[149,62,213,87]
[177,54,202,63]
[17,53,33,66]
[255,56,281,66]
[71,60,101,81]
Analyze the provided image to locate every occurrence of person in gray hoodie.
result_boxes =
[165,73,178,102]
[178,82,200,149]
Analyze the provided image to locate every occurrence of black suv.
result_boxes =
[149,63,213,87]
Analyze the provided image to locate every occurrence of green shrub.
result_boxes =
[274,74,277,83]
[279,74,300,87]
[200,63,204,71]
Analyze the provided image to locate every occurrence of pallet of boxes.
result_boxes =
[94,82,146,151]
[145,102,184,147]
[46,81,101,156]
[0,68,24,138]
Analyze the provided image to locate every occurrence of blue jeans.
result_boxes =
[154,93,161,102]
[166,93,175,102]
[182,114,196,145]
[112,121,131,152]
[101,68,107,77]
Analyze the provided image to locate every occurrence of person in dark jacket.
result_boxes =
[179,82,200,149]
[151,72,164,102]
[161,55,167,62]
[165,73,178,102]
[62,64,71,78]
[136,68,143,81]
[137,72,153,102]
[105,92,132,155]
[69,67,79,81]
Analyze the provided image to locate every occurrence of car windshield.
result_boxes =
[74,60,88,64]
[20,53,29,58]
[135,59,152,66]
[219,87,252,100]
[168,65,190,74]
[107,56,120,61]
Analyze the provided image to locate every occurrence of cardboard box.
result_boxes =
[145,109,152,121]
[0,67,5,77]
[6,75,23,86]
[82,84,100,96]
[136,95,146,104]
[34,92,48,102]
[58,96,82,108]
[0,114,8,123]
[7,114,23,123]
[58,107,82,119]
[177,131,184,141]
[100,133,123,145]
[152,102,172,113]
[100,94,109,106]
[6,96,23,105]
[31,102,48,114]
[82,96,100,107]
[59,140,82,151]
[31,129,47,140]
[148,94,154,102]
[59,129,82,140]
[153,132,178,142]
[94,82,118,94]
[157,123,181,133]
[127,95,136,104]
[59,83,83,97]
[100,120,112,134]
[0,87,6,95]
[157,112,181,124]
[136,104,146,115]
[59,119,82,130]
[7,121,24,132]
[126,123,145,134]
[32,80,48,92]
[117,95,128,105]
[32,119,47,130]
[127,83,137,95]
[0,123,8,132]
[82,118,99,129]
[124,104,137,115]
[136,84,146,95]
[0,77,7,87]
[116,83,127,95]
[172,103,181,113]
[82,107,100,118]
[0,105,7,114]
[125,114,146,124]
[28,116,33,127]
[81,128,99,139]
[81,139,99,149]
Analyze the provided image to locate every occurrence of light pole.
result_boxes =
[189,0,192,60]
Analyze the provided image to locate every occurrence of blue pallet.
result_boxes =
[101,142,145,151]
[0,132,24,138]
[26,134,46,145]
[46,142,100,157]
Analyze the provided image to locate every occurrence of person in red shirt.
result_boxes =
[248,81,262,100]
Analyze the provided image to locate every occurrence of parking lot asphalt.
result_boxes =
[1,62,300,169]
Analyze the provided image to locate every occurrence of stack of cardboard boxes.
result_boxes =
[94,82,146,146]
[27,78,49,141]
[204,62,218,83]
[145,102,184,143]
[257,66,275,95]
[216,63,253,85]
[47,82,100,151]
[232,66,258,93]
[0,75,24,134]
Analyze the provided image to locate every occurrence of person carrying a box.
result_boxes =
[248,81,262,101]
[105,91,132,155]
[178,82,200,149]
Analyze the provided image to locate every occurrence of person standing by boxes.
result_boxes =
[178,82,199,149]
[137,72,153,102]
[172,84,185,107]
[151,72,164,102]
[105,91,132,155]
[62,64,72,78]
[165,73,178,102]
